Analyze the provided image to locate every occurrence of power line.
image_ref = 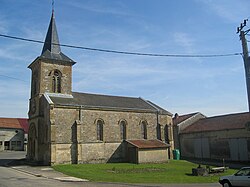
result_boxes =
[0,74,28,82]
[0,33,242,58]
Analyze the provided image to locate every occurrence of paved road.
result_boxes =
[0,151,221,187]
[0,167,221,187]
[0,166,86,187]
[0,150,26,166]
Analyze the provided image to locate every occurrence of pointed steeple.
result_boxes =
[42,11,61,55]
[40,11,75,64]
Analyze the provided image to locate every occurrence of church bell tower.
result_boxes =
[28,11,76,117]
[27,11,76,161]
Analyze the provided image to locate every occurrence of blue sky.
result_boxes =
[0,0,249,118]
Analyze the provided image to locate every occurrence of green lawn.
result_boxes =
[53,160,236,184]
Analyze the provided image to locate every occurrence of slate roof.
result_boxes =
[181,112,250,134]
[40,11,75,64]
[126,139,170,149]
[48,92,172,115]
[0,118,29,133]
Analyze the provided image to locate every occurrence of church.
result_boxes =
[27,11,174,165]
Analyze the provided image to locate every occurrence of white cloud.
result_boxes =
[64,1,131,17]
[0,17,8,34]
[173,32,197,54]
[0,46,26,61]
[22,27,44,41]
[197,0,250,22]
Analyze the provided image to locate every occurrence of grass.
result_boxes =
[53,160,237,184]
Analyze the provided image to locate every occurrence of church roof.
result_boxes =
[47,92,172,115]
[40,11,75,64]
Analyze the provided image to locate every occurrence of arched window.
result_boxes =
[97,120,104,141]
[164,125,170,143]
[52,70,61,93]
[141,121,147,139]
[120,120,127,140]
[157,124,161,140]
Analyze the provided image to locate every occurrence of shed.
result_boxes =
[126,140,170,164]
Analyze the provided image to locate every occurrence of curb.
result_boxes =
[10,166,89,182]
[11,166,44,178]
[54,177,89,182]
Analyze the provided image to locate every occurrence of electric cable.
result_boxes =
[0,34,242,58]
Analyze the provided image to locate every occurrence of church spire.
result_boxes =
[41,11,61,55]
[39,9,75,63]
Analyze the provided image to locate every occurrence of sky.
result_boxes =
[0,0,249,118]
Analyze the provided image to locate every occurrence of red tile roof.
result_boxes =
[0,118,28,133]
[181,112,250,134]
[17,118,29,133]
[126,139,170,149]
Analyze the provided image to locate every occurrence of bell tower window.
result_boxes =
[52,70,61,93]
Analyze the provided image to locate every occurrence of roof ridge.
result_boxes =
[177,112,200,117]
[72,91,140,100]
[206,111,250,120]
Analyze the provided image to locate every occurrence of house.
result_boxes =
[173,112,206,150]
[174,112,250,162]
[27,11,174,165]
[0,118,28,151]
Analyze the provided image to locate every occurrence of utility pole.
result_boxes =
[237,19,250,111]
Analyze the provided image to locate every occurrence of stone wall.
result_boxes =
[81,109,159,141]
[48,106,173,164]
[80,142,126,163]
[39,59,72,95]
[138,149,168,163]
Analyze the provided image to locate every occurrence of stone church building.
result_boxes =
[27,12,173,165]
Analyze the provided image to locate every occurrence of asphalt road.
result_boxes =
[0,150,26,166]
[0,151,221,187]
